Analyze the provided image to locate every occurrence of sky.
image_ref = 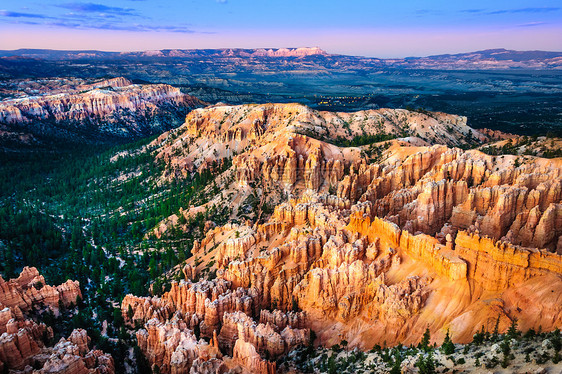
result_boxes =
[0,0,561,57]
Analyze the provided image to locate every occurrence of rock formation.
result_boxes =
[122,277,307,373]
[0,268,113,373]
[154,103,486,180]
[0,77,204,146]
[120,103,562,372]
[0,266,81,315]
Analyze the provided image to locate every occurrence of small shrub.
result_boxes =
[485,356,499,369]
[415,351,436,374]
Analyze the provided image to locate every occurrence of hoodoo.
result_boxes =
[120,103,562,372]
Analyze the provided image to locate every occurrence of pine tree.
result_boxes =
[500,335,511,368]
[507,318,519,340]
[492,315,501,341]
[441,329,455,355]
[419,327,431,351]
[389,359,401,374]
[327,355,337,374]
[149,257,158,279]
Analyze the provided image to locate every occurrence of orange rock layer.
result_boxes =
[0,268,114,373]
[125,103,562,372]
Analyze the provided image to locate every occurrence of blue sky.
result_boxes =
[1,0,561,56]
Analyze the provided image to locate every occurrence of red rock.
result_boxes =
[125,102,562,366]
[0,269,112,373]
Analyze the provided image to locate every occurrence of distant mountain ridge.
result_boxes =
[402,48,562,68]
[1,47,561,68]
[0,47,329,60]
[425,48,562,61]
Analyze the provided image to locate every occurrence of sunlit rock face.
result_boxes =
[0,266,81,316]
[0,77,204,146]
[0,268,114,373]
[122,102,562,373]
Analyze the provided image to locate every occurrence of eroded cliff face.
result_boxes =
[0,267,114,374]
[0,266,81,315]
[121,278,308,373]
[0,77,204,146]
[122,103,562,373]
[154,103,484,179]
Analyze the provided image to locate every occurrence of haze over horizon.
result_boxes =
[1,0,561,58]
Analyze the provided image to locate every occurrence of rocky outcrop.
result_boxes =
[451,184,561,248]
[0,267,81,315]
[154,103,485,181]
[37,331,114,374]
[0,321,45,370]
[232,339,275,374]
[455,230,562,291]
[259,309,307,330]
[135,316,215,374]
[123,102,562,370]
[122,277,307,373]
[0,77,204,145]
[0,269,113,373]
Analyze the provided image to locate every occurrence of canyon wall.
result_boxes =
[0,77,204,145]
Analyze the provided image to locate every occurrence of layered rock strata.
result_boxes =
[0,77,204,145]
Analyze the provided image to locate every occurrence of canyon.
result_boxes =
[115,103,562,373]
[2,49,561,137]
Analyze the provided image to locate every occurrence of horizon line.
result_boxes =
[2,46,562,60]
